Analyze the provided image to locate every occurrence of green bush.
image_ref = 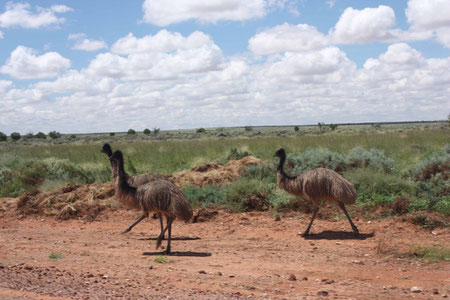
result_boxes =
[109,132,115,136]
[345,147,394,173]
[244,126,253,132]
[197,128,206,133]
[143,128,151,135]
[182,185,226,207]
[344,168,414,205]
[0,132,6,141]
[48,131,60,139]
[35,132,46,139]
[288,148,346,174]
[294,126,299,132]
[11,132,21,141]
[226,148,251,161]
[224,178,273,212]
[153,128,160,135]
[24,132,34,140]
[412,151,449,181]
[127,129,136,135]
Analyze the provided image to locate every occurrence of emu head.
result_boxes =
[101,143,113,157]
[274,148,286,158]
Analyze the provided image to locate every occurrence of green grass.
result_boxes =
[0,125,448,217]
[49,252,63,259]
[409,245,450,261]
[154,256,167,264]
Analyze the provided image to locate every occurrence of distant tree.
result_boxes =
[329,124,338,131]
[69,134,76,139]
[244,126,253,132]
[318,122,324,133]
[143,128,151,135]
[294,126,299,132]
[35,132,46,139]
[48,131,60,139]
[153,128,160,135]
[109,132,115,136]
[11,132,21,141]
[197,128,206,133]
[24,132,34,140]
[127,129,136,135]
[0,132,7,141]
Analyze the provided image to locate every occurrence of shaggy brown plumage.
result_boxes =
[101,143,169,235]
[110,150,193,254]
[275,148,359,236]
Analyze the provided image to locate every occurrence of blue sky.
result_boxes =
[0,0,449,134]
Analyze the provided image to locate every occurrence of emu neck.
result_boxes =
[116,158,136,196]
[277,154,301,195]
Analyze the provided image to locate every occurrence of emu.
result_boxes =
[274,148,359,237]
[110,150,193,254]
[101,143,168,235]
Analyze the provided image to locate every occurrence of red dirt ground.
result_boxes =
[0,201,449,299]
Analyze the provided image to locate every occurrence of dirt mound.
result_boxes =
[16,183,116,220]
[170,155,263,187]
[10,156,264,221]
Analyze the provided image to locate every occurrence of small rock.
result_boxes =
[433,289,439,295]
[317,290,329,296]
[411,286,422,293]
[288,274,296,281]
[198,270,206,274]
[148,266,153,270]
[274,216,281,221]
[302,277,308,281]
[217,272,222,276]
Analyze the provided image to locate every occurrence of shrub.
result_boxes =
[182,185,226,207]
[226,148,251,161]
[153,128,160,135]
[69,134,76,139]
[224,178,272,212]
[197,128,206,133]
[412,151,449,181]
[109,132,115,136]
[127,129,136,135]
[344,168,414,205]
[287,148,346,174]
[48,131,60,139]
[329,124,338,131]
[0,132,6,141]
[143,128,151,135]
[35,132,46,139]
[10,132,21,141]
[24,132,34,140]
[244,126,253,132]
[345,147,394,173]
[294,126,299,132]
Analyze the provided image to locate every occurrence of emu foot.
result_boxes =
[298,231,310,237]
[353,228,360,237]
[156,235,164,249]
[121,229,131,234]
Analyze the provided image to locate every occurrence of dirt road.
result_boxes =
[0,208,449,299]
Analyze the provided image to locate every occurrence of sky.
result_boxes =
[0,0,449,134]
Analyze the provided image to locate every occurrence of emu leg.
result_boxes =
[338,202,359,236]
[302,205,319,237]
[155,215,169,247]
[122,212,148,234]
[163,217,173,254]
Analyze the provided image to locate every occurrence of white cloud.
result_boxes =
[249,23,328,54]
[0,46,71,79]
[89,30,224,81]
[73,39,107,51]
[330,5,397,43]
[142,0,268,26]
[405,0,450,48]
[0,2,72,29]
[111,30,213,54]
[0,30,3,39]
[406,0,450,29]
[327,0,336,8]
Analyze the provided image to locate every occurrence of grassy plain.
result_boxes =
[0,122,448,216]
